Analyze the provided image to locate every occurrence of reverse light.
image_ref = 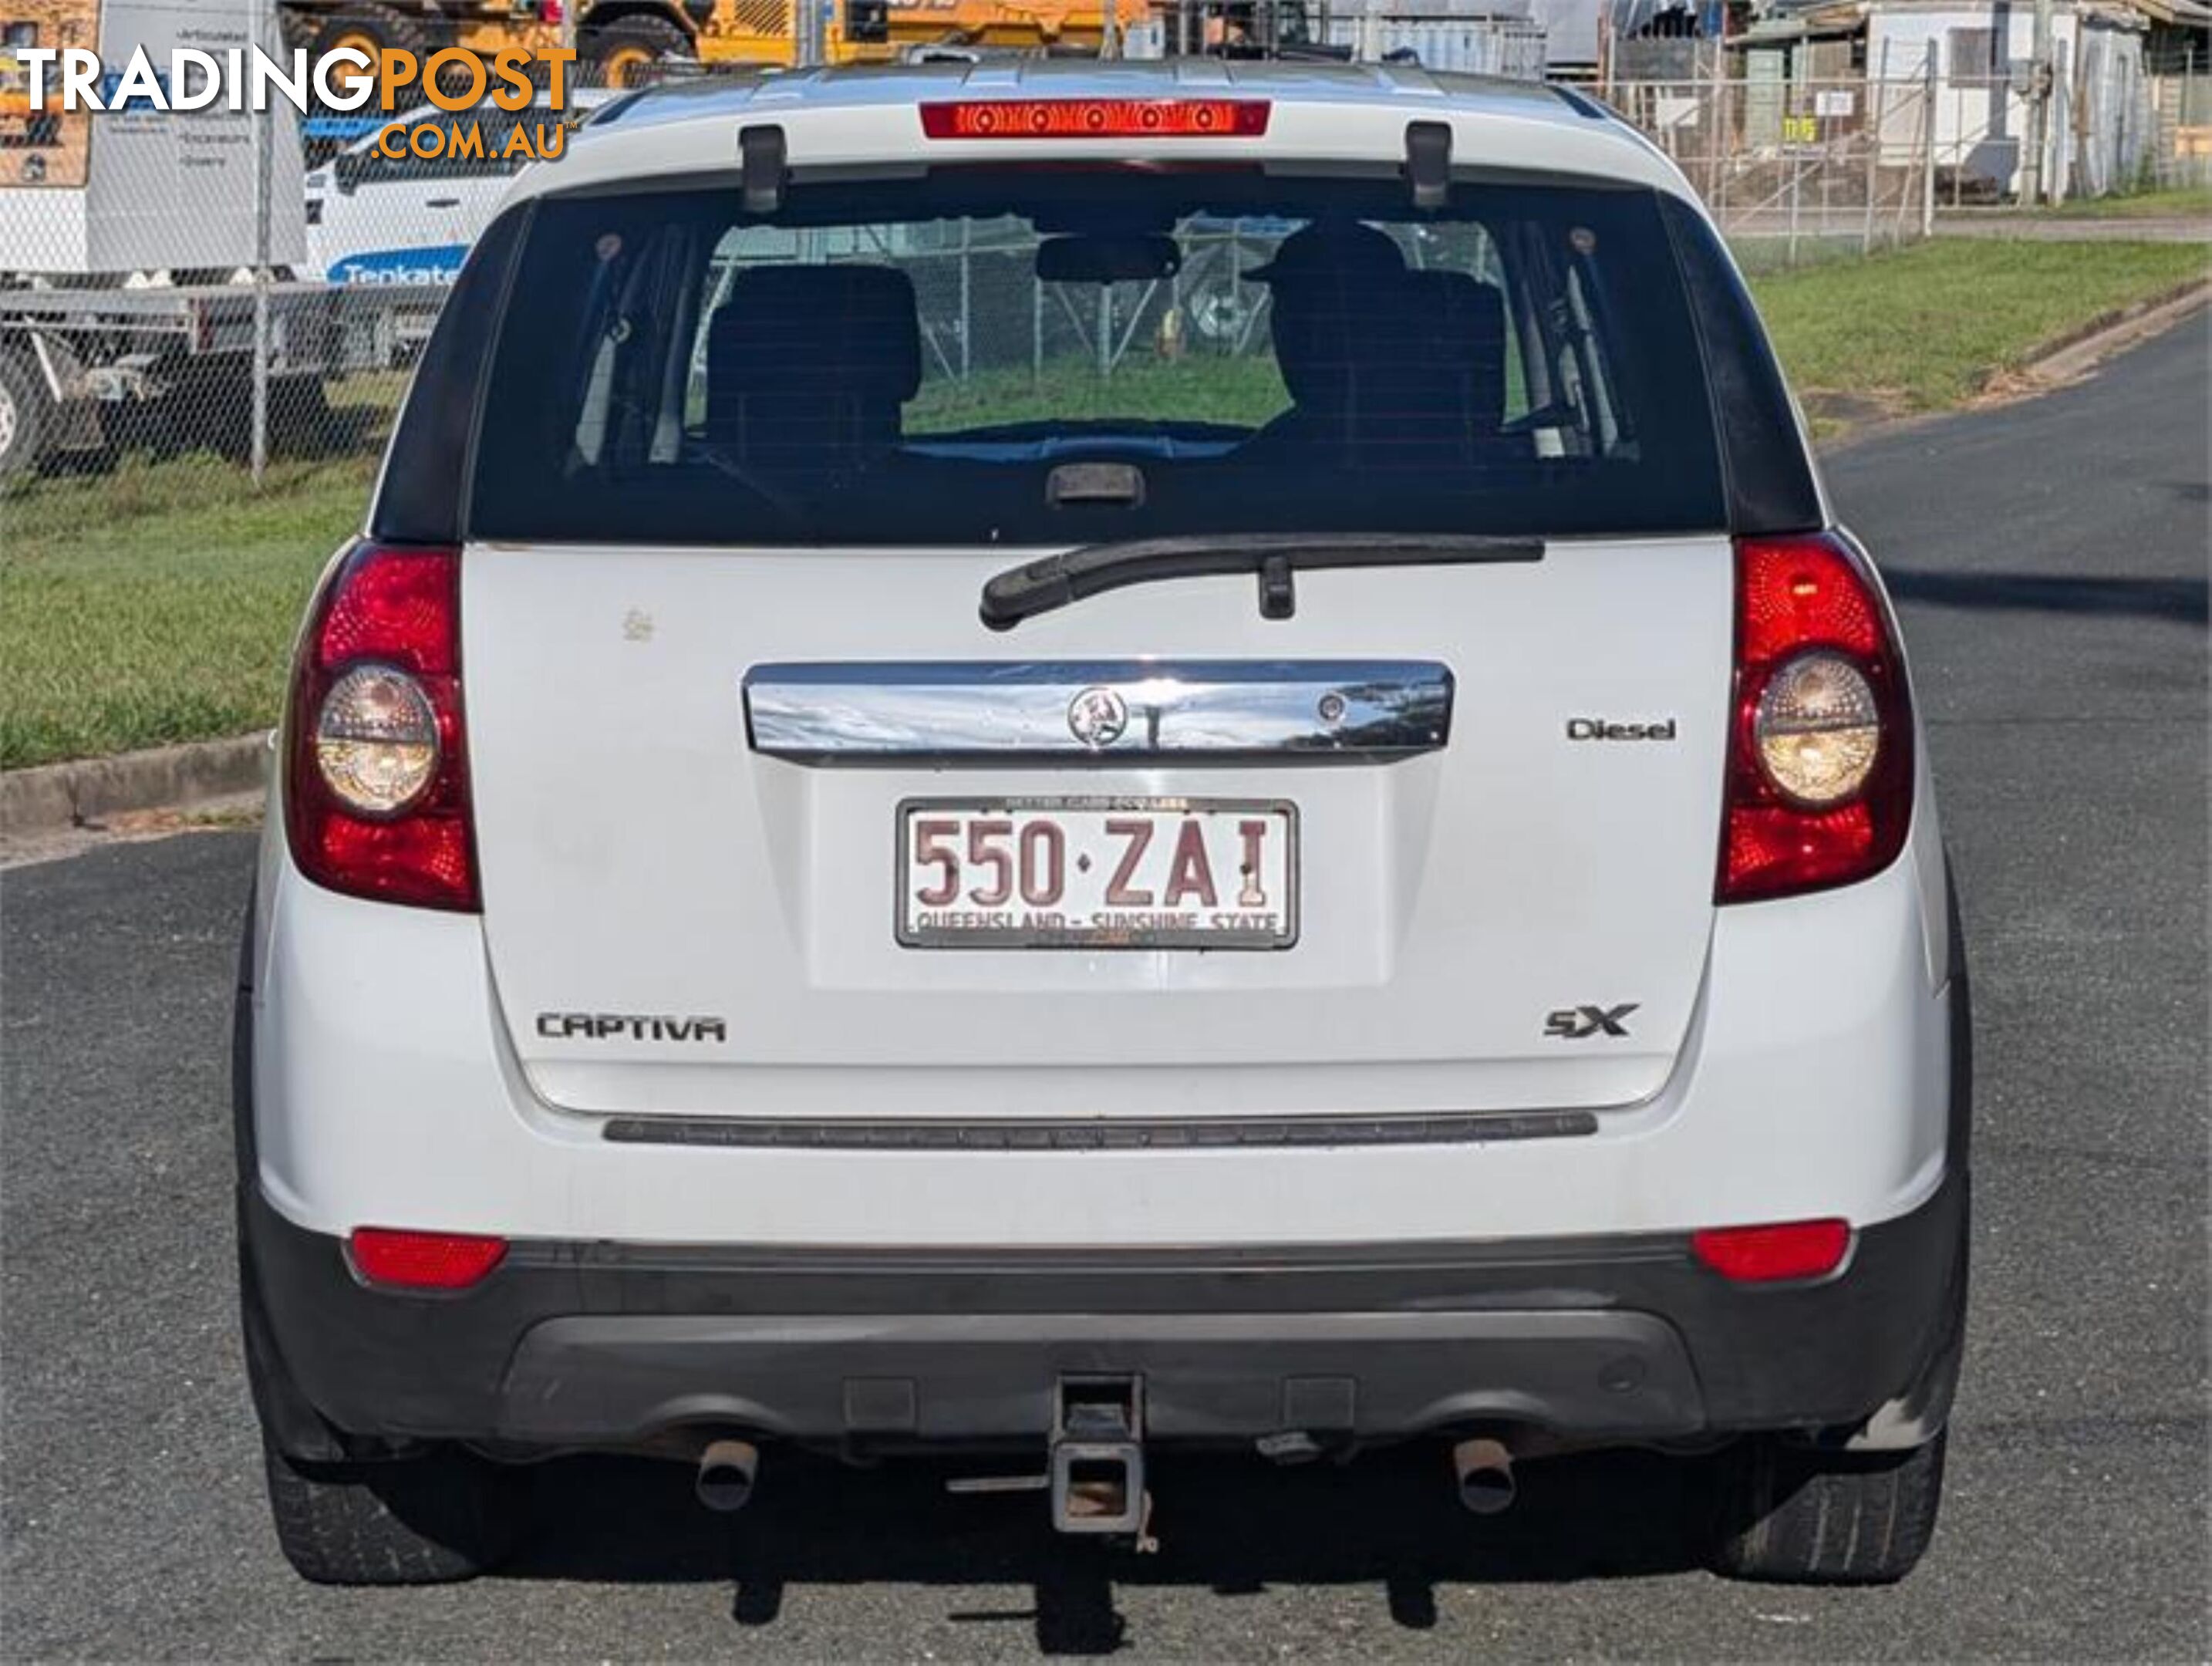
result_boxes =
[1691,1219,1852,1283]
[349,1227,507,1290]
[315,664,441,816]
[1719,533,1912,903]
[1753,652,1880,806]
[285,541,477,911]
[919,99,1272,140]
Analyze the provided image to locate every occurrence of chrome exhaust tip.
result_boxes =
[1452,1436,1517,1516]
[695,1438,760,1513]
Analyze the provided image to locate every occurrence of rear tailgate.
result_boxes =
[466,539,1731,1121]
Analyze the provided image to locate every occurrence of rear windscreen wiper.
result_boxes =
[979,532,1546,630]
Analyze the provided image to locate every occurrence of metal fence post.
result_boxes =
[251,0,271,490]
[958,221,972,383]
[1864,49,1890,253]
[1708,80,1728,238]
[1923,50,1939,238]
[1788,153,1802,265]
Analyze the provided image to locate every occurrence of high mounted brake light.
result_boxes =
[285,541,478,912]
[919,99,1272,140]
[1718,532,1913,903]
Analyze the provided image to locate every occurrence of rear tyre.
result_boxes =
[262,1437,520,1585]
[1707,1428,1947,1584]
[582,15,693,87]
[0,349,52,488]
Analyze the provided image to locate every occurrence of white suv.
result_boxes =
[238,64,1970,1587]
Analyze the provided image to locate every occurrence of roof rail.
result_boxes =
[584,89,655,127]
[1550,83,1617,123]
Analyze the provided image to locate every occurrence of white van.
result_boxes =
[301,98,599,287]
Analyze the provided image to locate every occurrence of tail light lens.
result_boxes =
[285,542,477,911]
[1719,533,1913,903]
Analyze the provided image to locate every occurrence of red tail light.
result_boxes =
[919,99,1272,140]
[349,1226,507,1290]
[285,541,478,911]
[1718,532,1913,903]
[1691,1219,1852,1283]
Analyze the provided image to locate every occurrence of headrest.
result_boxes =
[1270,268,1509,434]
[708,263,922,405]
[1401,269,1507,430]
[1246,221,1408,285]
[1402,271,1504,361]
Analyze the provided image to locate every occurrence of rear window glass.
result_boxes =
[467,174,1725,546]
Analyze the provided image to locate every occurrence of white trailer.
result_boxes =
[0,0,440,479]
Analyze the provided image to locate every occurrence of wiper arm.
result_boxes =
[979,531,1545,631]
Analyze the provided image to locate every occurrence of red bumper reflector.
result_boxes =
[349,1227,507,1290]
[1691,1219,1851,1283]
[919,99,1271,140]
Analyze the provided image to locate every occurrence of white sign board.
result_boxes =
[0,0,305,276]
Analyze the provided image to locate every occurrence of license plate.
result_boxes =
[898,798,1297,949]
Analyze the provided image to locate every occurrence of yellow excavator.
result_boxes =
[278,0,1137,84]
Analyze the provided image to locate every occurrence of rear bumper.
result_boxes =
[241,1164,1965,1457]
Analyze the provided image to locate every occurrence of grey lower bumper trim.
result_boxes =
[601,1109,1599,1151]
[241,1167,1966,1456]
[495,1310,1702,1445]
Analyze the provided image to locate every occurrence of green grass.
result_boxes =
[1746,237,2209,423]
[5,237,2205,767]
[1,454,371,768]
[2043,184,2212,219]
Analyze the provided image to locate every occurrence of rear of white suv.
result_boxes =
[236,64,1969,1587]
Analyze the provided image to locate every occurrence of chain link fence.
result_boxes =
[1610,74,1943,269]
[2,5,2204,513]
[2149,49,2212,189]
[0,15,641,508]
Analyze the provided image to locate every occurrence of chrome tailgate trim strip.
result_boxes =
[744,659,1453,763]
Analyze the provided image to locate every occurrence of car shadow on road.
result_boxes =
[498,1444,1716,1654]
[1882,567,2209,624]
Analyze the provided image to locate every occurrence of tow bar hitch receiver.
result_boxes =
[1050,1378,1145,1536]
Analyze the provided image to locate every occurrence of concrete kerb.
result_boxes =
[2,732,271,835]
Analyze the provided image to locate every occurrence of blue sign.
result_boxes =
[326,245,470,287]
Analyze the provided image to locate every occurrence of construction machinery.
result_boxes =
[277,0,1137,83]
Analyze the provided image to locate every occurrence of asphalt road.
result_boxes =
[5,333,2207,1661]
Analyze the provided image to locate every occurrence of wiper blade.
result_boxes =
[980,531,1545,631]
